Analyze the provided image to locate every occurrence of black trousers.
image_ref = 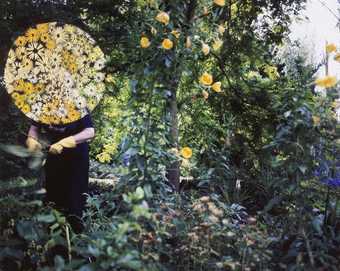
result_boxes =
[44,143,89,233]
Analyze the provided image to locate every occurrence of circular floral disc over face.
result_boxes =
[4,22,106,125]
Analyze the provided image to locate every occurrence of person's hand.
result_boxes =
[26,136,42,152]
[49,136,76,155]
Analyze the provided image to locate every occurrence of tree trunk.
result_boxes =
[166,87,180,192]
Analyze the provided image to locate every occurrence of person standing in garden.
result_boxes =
[25,114,95,233]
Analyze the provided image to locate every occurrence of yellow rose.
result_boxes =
[315,76,337,88]
[202,90,209,100]
[202,43,210,55]
[162,38,173,50]
[199,72,213,86]
[171,30,181,39]
[140,37,151,48]
[212,81,222,92]
[155,11,170,25]
[212,39,223,51]
[214,0,225,7]
[180,147,193,159]
[326,43,337,54]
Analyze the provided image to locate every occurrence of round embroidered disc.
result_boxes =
[4,22,106,125]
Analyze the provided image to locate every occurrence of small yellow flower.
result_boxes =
[40,32,50,43]
[334,53,340,62]
[45,39,56,50]
[140,36,151,48]
[155,11,170,25]
[212,81,222,92]
[34,83,44,92]
[36,23,49,33]
[326,43,337,54]
[199,72,213,86]
[315,76,337,88]
[186,36,192,48]
[264,65,279,80]
[105,74,115,83]
[212,39,223,51]
[180,147,193,159]
[24,82,34,94]
[202,90,209,100]
[21,104,31,114]
[214,0,225,7]
[97,152,112,163]
[202,43,210,55]
[68,63,78,74]
[171,29,181,39]
[162,38,173,50]
[25,28,40,43]
[218,25,225,34]
[15,36,27,47]
[312,116,321,126]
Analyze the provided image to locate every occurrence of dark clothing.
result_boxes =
[32,114,93,233]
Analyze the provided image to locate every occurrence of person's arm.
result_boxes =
[28,125,40,140]
[72,127,95,144]
[49,127,95,154]
[26,125,42,152]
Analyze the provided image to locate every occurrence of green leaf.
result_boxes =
[135,186,144,200]
[0,144,32,158]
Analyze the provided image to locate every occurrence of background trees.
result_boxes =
[1,1,340,270]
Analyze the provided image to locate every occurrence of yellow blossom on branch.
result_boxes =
[315,76,337,88]
[162,38,173,50]
[326,43,337,54]
[155,11,170,25]
[171,30,181,39]
[334,53,340,62]
[214,0,225,7]
[199,72,213,86]
[212,81,222,92]
[180,147,193,159]
[140,37,151,48]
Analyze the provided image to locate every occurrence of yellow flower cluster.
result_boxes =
[264,65,279,80]
[5,22,106,125]
[96,142,118,163]
[315,76,337,89]
[140,11,176,51]
[199,72,222,98]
